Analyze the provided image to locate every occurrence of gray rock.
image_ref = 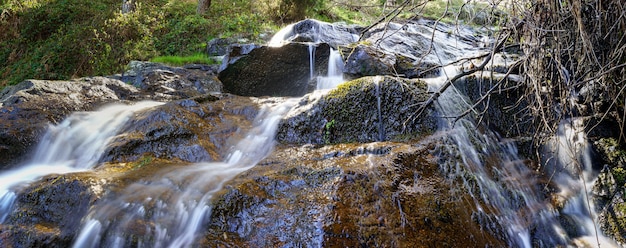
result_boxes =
[0,78,140,169]
[207,37,238,56]
[116,61,222,100]
[101,94,261,163]
[268,19,360,48]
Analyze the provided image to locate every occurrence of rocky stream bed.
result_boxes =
[0,19,624,247]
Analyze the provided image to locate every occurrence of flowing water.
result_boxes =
[72,99,297,248]
[2,19,621,247]
[316,48,344,90]
[0,101,163,223]
[428,65,618,247]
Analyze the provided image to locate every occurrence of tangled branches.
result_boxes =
[520,0,626,143]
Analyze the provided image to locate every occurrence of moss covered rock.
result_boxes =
[277,76,436,144]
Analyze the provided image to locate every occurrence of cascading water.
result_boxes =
[309,44,316,79]
[316,48,344,90]
[426,66,544,247]
[429,65,619,247]
[0,101,163,223]
[72,99,297,248]
[543,118,619,247]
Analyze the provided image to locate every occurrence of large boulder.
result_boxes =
[338,19,488,79]
[268,19,360,48]
[277,76,436,144]
[218,43,331,97]
[113,61,223,100]
[202,142,507,247]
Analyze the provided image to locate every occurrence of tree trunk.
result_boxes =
[197,0,211,14]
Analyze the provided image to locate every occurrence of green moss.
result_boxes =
[613,167,626,188]
[325,77,370,100]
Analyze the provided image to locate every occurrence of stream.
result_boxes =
[0,19,622,247]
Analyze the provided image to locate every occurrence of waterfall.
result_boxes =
[309,44,316,79]
[316,48,344,90]
[374,78,384,141]
[428,65,619,247]
[0,101,163,223]
[426,66,545,247]
[543,118,619,247]
[72,99,297,248]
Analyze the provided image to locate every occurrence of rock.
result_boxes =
[217,43,261,72]
[218,43,331,97]
[101,94,261,163]
[598,186,626,246]
[277,76,436,144]
[0,172,100,248]
[202,142,507,247]
[0,78,141,169]
[593,166,618,209]
[114,61,223,100]
[268,19,360,48]
[359,19,483,70]
[340,44,397,77]
[207,37,238,56]
[460,72,529,138]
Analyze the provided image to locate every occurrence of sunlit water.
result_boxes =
[0,101,163,223]
[72,99,297,248]
[316,48,344,90]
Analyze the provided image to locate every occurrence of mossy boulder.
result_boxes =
[277,76,436,144]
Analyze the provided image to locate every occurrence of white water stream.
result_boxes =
[316,48,344,90]
[428,65,618,247]
[72,99,297,248]
[0,101,163,223]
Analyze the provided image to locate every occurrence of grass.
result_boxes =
[150,53,218,66]
[0,0,509,90]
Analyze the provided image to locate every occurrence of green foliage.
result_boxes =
[323,119,336,144]
[613,167,626,188]
[0,0,510,90]
[150,53,217,66]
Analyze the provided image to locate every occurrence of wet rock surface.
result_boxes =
[277,76,436,144]
[0,17,624,248]
[101,94,260,163]
[0,172,99,248]
[0,62,223,169]
[112,61,223,100]
[218,43,331,97]
[0,77,141,169]
[202,142,506,247]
